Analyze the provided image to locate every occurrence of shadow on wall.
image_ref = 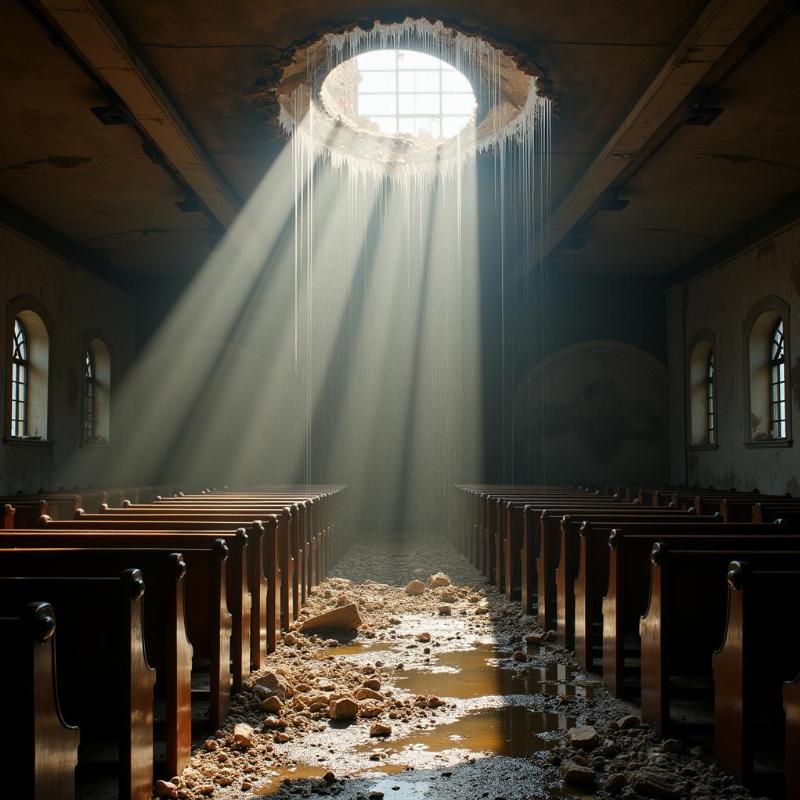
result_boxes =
[514,340,669,485]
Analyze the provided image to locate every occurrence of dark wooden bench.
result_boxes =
[0,531,234,728]
[784,673,800,800]
[712,560,800,787]
[95,504,302,630]
[553,510,706,649]
[0,601,80,799]
[0,548,192,776]
[0,571,155,800]
[601,526,797,697]
[52,514,277,666]
[639,543,800,736]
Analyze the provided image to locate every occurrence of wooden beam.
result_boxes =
[547,0,771,258]
[38,0,239,228]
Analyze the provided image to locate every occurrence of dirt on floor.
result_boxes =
[157,538,766,800]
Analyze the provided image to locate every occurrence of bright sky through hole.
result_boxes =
[356,49,477,139]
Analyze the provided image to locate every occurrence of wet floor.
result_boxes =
[246,623,599,799]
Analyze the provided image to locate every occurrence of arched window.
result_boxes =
[770,319,786,439]
[706,352,716,445]
[688,333,717,447]
[83,348,95,442]
[7,307,49,440]
[82,338,110,444]
[11,318,28,437]
[743,297,791,444]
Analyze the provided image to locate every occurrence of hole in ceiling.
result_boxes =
[322,48,477,141]
[275,19,549,179]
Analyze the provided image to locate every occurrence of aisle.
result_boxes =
[159,538,754,800]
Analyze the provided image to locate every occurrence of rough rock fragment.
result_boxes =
[404,580,425,596]
[329,697,359,721]
[560,761,596,789]
[155,780,179,798]
[428,572,451,588]
[355,687,383,701]
[631,766,687,799]
[369,722,392,737]
[260,695,284,713]
[566,725,599,750]
[299,603,363,633]
[233,723,255,748]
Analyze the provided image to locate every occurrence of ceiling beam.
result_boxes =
[37,0,239,228]
[546,0,772,258]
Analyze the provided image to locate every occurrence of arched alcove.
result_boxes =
[687,331,717,447]
[83,336,111,444]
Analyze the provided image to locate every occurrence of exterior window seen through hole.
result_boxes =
[355,49,476,138]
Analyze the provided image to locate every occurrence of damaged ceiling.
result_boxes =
[1,0,798,284]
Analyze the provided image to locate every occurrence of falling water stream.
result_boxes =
[278,19,552,526]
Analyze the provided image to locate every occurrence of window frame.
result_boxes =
[82,346,96,443]
[706,351,716,446]
[769,319,787,440]
[4,298,52,445]
[742,296,792,448]
[10,318,29,438]
[354,49,477,139]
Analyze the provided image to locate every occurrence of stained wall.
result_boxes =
[0,224,135,494]
[667,220,800,495]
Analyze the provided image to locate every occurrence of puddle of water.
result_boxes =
[364,706,575,760]
[251,765,329,795]
[367,776,430,797]
[313,641,391,659]
[394,645,594,699]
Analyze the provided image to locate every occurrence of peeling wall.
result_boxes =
[667,220,800,495]
[514,340,669,486]
[0,225,135,494]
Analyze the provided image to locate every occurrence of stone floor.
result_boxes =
[154,535,770,800]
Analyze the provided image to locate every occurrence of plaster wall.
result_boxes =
[0,224,135,494]
[667,220,800,495]
[514,340,669,486]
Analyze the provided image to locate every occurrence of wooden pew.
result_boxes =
[55,520,250,689]
[54,514,275,668]
[0,571,155,800]
[553,510,705,650]
[601,526,797,697]
[0,601,80,799]
[568,513,719,668]
[784,673,800,800]
[0,548,192,776]
[713,560,800,787]
[639,543,800,736]
[2,498,47,527]
[96,498,324,630]
[754,501,800,525]
[0,531,233,728]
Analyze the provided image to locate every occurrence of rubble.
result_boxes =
[299,603,363,632]
[171,538,759,800]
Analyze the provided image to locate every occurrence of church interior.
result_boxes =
[1,0,799,798]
